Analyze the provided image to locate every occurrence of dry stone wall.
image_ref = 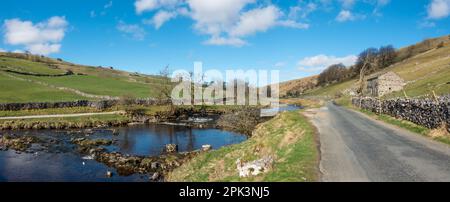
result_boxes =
[0,99,170,111]
[352,95,450,130]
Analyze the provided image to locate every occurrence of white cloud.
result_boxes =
[278,20,310,29]
[419,20,436,28]
[135,0,180,14]
[134,0,308,46]
[27,43,61,56]
[189,0,307,46]
[3,16,68,55]
[427,0,450,19]
[229,5,281,37]
[149,10,177,29]
[0,48,5,52]
[297,54,357,72]
[288,3,317,19]
[336,10,355,22]
[188,0,255,35]
[203,36,247,47]
[116,21,146,40]
[274,62,286,68]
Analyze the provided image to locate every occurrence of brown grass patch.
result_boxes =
[428,124,450,138]
[279,130,304,148]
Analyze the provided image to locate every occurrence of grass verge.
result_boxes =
[352,107,450,145]
[0,107,109,117]
[167,110,319,182]
[0,114,131,130]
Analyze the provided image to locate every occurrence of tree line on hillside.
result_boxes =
[317,45,396,86]
[317,35,449,88]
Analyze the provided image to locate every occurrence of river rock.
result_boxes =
[150,172,160,181]
[236,156,274,178]
[165,144,178,153]
[151,162,159,169]
[106,171,113,178]
[202,144,212,152]
[112,129,119,135]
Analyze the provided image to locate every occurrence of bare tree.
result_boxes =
[357,50,380,95]
[155,65,173,104]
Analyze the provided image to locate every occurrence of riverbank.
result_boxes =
[0,105,265,135]
[167,110,319,182]
[0,114,131,130]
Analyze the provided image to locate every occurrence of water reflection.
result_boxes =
[104,124,246,156]
[0,124,246,181]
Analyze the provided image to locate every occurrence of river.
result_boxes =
[0,124,246,182]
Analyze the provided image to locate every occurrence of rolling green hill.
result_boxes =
[301,34,450,99]
[0,52,169,103]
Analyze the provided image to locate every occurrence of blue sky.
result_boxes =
[1,0,449,82]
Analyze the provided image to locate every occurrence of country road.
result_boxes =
[0,111,124,120]
[303,103,450,182]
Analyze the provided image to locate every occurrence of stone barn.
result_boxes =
[366,71,405,97]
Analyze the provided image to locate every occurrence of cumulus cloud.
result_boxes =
[336,10,355,22]
[0,48,5,52]
[3,16,68,55]
[148,10,177,29]
[427,0,450,19]
[288,3,317,19]
[116,21,146,40]
[135,0,180,14]
[336,10,365,22]
[134,0,308,46]
[229,5,281,37]
[297,54,357,72]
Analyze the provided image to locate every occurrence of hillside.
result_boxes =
[279,75,318,97]
[302,34,450,98]
[0,52,169,103]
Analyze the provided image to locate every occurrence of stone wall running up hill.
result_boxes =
[352,95,450,130]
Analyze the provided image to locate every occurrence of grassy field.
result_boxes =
[0,106,108,117]
[12,74,157,98]
[0,56,67,75]
[0,73,86,103]
[0,53,171,103]
[167,110,319,182]
[304,79,356,98]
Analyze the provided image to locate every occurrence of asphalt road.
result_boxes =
[304,103,450,182]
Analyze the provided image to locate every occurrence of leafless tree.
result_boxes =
[155,65,173,104]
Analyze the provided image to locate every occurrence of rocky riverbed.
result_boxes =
[0,124,246,181]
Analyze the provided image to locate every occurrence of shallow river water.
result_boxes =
[0,124,246,182]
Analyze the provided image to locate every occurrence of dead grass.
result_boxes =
[428,124,450,139]
[280,98,324,109]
